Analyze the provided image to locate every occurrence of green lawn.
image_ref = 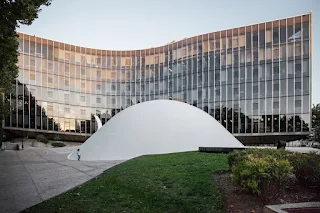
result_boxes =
[24,152,228,213]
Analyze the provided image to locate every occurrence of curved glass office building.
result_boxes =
[4,13,312,144]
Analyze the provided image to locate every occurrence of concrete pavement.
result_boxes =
[0,146,125,213]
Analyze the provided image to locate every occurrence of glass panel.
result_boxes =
[280,115,286,132]
[303,76,309,95]
[303,22,309,39]
[273,27,279,44]
[303,59,309,76]
[280,26,286,43]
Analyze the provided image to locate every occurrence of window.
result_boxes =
[232,36,238,48]
[81,109,86,115]
[96,83,101,90]
[287,25,294,42]
[111,84,116,91]
[155,56,159,64]
[273,28,279,44]
[80,95,85,102]
[30,57,36,67]
[303,41,309,56]
[30,73,35,80]
[280,44,286,60]
[48,62,53,71]
[81,82,85,89]
[295,100,301,107]
[81,68,85,75]
[96,70,101,78]
[96,97,101,103]
[253,103,259,110]
[48,76,53,83]
[227,53,232,65]
[246,50,252,62]
[246,32,251,48]
[295,61,301,77]
[81,55,86,64]
[215,39,220,49]
[303,59,309,76]
[96,57,101,64]
[182,49,187,56]
[266,47,271,60]
[303,22,309,40]
[259,30,265,46]
[65,53,70,59]
[273,102,279,109]
[266,30,272,43]
[111,72,116,79]
[112,57,116,66]
[47,104,53,114]
[239,35,245,47]
[126,58,131,66]
[65,65,69,75]
[30,89,36,96]
[234,88,239,95]
[259,48,265,60]
[295,42,301,56]
[253,32,258,47]
[240,50,245,63]
[273,47,279,59]
[65,108,70,113]
[65,79,69,86]
[280,27,286,43]
[288,43,294,57]
[64,94,69,101]
[48,91,53,97]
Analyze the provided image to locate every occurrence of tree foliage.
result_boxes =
[312,104,320,142]
[0,0,52,142]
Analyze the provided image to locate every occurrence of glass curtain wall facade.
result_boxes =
[4,13,312,143]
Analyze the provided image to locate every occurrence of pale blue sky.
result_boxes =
[18,0,319,104]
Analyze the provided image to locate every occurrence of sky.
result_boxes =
[18,0,320,104]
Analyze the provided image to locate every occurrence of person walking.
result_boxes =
[77,148,81,161]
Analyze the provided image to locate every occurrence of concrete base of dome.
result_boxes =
[199,147,246,153]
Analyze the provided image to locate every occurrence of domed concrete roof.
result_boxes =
[68,100,244,161]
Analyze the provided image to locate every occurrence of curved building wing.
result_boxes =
[3,13,312,145]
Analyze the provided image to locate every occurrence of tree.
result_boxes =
[0,0,52,146]
[312,104,320,142]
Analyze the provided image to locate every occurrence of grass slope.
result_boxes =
[24,152,228,213]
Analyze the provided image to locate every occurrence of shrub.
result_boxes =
[53,134,61,141]
[229,148,320,194]
[51,142,66,147]
[36,134,48,144]
[289,152,320,189]
[232,154,293,197]
[228,148,293,169]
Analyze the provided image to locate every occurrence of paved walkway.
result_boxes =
[0,146,125,213]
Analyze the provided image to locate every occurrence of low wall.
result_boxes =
[1,142,19,150]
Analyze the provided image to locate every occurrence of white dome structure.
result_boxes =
[68,100,244,161]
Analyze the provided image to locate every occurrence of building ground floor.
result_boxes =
[3,127,310,145]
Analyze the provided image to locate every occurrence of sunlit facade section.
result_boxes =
[4,13,312,144]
